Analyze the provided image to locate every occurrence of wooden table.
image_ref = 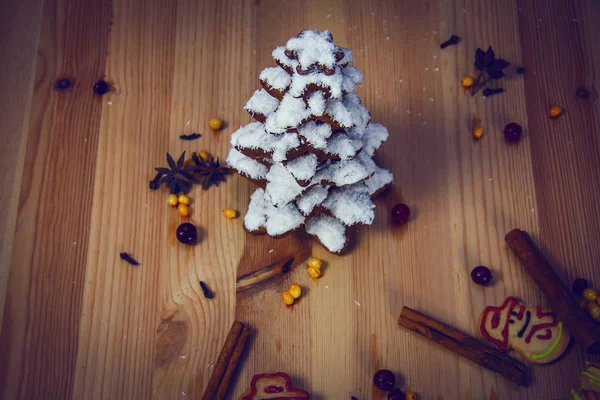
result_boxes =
[1,0,599,398]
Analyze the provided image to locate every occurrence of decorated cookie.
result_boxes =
[572,388,600,400]
[238,372,310,400]
[579,362,600,393]
[479,296,571,364]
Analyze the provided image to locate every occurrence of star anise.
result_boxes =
[150,151,195,194]
[471,46,510,96]
[189,152,233,190]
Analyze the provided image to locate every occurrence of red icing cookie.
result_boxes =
[478,296,571,364]
[239,372,310,400]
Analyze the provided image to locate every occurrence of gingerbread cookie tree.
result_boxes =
[227,30,393,253]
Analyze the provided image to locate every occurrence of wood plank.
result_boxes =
[71,0,179,398]
[0,0,44,329]
[1,0,599,399]
[0,0,112,397]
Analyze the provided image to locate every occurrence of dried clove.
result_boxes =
[440,34,461,49]
[179,133,202,141]
[281,258,294,273]
[482,87,504,97]
[200,281,214,299]
[120,252,140,265]
[149,173,162,190]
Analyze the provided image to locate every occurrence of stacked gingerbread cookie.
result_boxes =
[227,30,393,253]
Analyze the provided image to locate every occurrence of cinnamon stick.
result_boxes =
[203,321,244,400]
[505,229,600,353]
[399,307,528,386]
[215,324,251,400]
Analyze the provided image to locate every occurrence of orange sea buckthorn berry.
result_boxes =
[308,266,322,279]
[222,208,238,219]
[282,291,295,306]
[549,105,562,118]
[461,76,474,88]
[199,150,209,161]
[167,194,179,207]
[288,284,302,299]
[584,288,598,302]
[209,117,223,130]
[178,194,190,205]
[177,204,190,217]
[587,302,600,321]
[307,257,323,269]
[472,126,484,139]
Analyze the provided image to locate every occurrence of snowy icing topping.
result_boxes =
[226,148,268,179]
[305,215,347,253]
[297,120,332,149]
[286,30,337,69]
[296,185,329,215]
[244,89,280,116]
[260,67,292,91]
[231,122,300,163]
[322,185,375,226]
[286,153,319,181]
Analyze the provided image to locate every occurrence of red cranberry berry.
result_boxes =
[471,266,492,286]
[504,123,522,142]
[93,80,110,95]
[388,388,405,400]
[176,222,197,245]
[391,204,410,224]
[373,369,395,391]
[572,278,588,296]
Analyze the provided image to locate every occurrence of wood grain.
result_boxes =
[1,0,599,399]
[0,0,112,398]
[0,0,44,331]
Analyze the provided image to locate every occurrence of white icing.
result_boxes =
[341,66,363,93]
[286,153,319,181]
[338,47,353,64]
[307,91,326,116]
[297,120,332,149]
[361,123,389,156]
[265,94,312,134]
[305,215,347,253]
[296,185,329,215]
[265,164,306,207]
[226,148,268,179]
[272,46,297,69]
[231,122,300,163]
[244,89,280,116]
[244,188,304,236]
[364,166,393,195]
[325,98,353,127]
[265,202,305,236]
[314,152,375,186]
[342,93,370,132]
[260,67,291,91]
[244,189,269,231]
[286,30,337,69]
[322,185,375,226]
[324,133,360,159]
[289,68,344,98]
